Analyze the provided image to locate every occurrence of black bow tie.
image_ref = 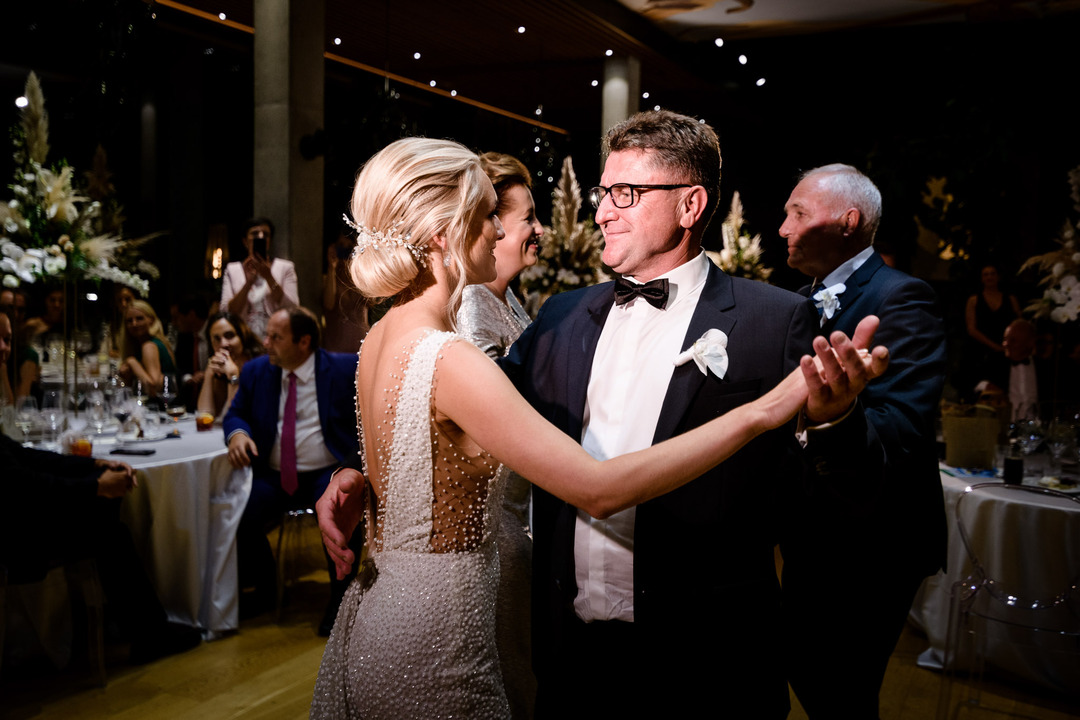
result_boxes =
[614,277,669,309]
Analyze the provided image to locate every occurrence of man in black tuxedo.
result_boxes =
[778,163,947,719]
[501,112,878,718]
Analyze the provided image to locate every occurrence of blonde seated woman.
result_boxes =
[310,137,887,719]
[117,299,176,395]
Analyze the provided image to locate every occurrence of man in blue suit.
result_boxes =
[224,306,359,633]
[779,164,947,719]
[501,112,881,719]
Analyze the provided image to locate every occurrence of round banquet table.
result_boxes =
[909,467,1080,693]
[94,417,251,638]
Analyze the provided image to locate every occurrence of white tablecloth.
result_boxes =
[909,468,1080,693]
[100,418,251,637]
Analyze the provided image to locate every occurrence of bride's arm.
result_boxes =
[436,320,886,519]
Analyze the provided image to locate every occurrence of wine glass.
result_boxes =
[160,374,186,424]
[41,389,64,448]
[87,391,109,434]
[1045,419,1076,475]
[113,386,133,432]
[14,396,39,440]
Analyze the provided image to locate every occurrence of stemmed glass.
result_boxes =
[41,389,64,448]
[14,396,40,441]
[1045,419,1076,475]
[87,391,110,435]
[160,374,186,425]
[113,386,134,433]
[1015,417,1045,476]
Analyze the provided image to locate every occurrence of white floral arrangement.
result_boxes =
[706,191,773,282]
[0,72,154,296]
[1020,164,1080,323]
[519,156,610,308]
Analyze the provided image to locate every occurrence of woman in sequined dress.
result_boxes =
[310,137,885,720]
[456,152,542,719]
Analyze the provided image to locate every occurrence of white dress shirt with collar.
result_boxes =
[573,251,710,623]
[269,352,338,473]
[817,244,875,290]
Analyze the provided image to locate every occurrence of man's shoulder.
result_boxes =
[725,274,807,308]
[317,347,359,372]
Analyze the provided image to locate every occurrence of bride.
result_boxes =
[310,137,886,719]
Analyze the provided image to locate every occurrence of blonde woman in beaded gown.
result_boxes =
[456,152,543,719]
[310,138,886,719]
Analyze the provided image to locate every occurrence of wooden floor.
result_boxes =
[3,532,1077,719]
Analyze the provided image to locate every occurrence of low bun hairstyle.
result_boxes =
[348,137,488,327]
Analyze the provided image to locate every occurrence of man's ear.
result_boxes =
[840,208,861,237]
[679,186,709,230]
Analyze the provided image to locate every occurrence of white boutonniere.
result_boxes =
[674,328,728,379]
[813,283,846,324]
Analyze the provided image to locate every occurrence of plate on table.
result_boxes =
[116,429,169,443]
[1036,477,1080,494]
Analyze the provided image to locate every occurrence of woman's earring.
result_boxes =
[443,254,451,268]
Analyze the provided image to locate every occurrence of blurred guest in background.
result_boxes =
[455,150,543,719]
[24,287,65,346]
[779,163,947,719]
[964,263,1020,396]
[118,299,177,395]
[221,217,298,339]
[0,287,37,399]
[321,231,369,353]
[173,293,211,407]
[197,311,264,421]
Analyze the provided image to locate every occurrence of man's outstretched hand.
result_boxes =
[802,315,890,424]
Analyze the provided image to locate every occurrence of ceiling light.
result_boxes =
[714,38,724,48]
[591,80,598,87]
[756,78,766,87]
[605,49,613,57]
[642,92,650,99]
[517,26,526,34]
[333,37,341,46]
[534,146,540,152]
[429,80,436,87]
[86,292,99,302]
[218,12,226,20]
[739,54,747,65]
[653,105,661,111]
[450,90,457,97]
[413,52,421,60]
[15,96,28,108]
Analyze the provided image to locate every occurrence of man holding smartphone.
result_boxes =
[221,217,299,338]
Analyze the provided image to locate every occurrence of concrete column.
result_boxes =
[600,56,640,170]
[254,0,325,312]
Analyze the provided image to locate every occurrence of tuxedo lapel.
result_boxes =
[563,286,613,442]
[820,252,882,335]
[652,265,736,444]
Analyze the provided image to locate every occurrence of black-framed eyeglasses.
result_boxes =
[588,183,693,209]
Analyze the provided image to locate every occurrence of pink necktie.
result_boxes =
[280,372,298,495]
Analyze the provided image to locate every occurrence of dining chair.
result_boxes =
[275,506,321,621]
[936,482,1080,719]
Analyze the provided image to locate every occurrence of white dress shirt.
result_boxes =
[573,252,709,623]
[269,352,338,472]
[1008,360,1038,422]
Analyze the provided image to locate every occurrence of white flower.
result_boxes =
[16,252,42,281]
[674,328,729,379]
[813,282,847,324]
[0,258,16,274]
[43,254,67,275]
[2,274,18,288]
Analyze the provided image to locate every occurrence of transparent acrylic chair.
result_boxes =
[937,482,1080,719]
[274,507,322,621]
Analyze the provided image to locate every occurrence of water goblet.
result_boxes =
[41,390,64,447]
[87,391,109,434]
[14,396,40,440]
[1045,419,1076,475]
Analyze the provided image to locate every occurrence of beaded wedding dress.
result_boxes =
[311,330,510,719]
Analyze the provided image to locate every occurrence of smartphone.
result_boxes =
[252,232,269,261]
[111,447,156,456]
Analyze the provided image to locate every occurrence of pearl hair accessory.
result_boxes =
[343,214,427,267]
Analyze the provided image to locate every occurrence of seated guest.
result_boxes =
[173,293,211,408]
[1,288,38,400]
[221,217,298,339]
[223,307,359,634]
[977,318,1038,421]
[0,311,201,663]
[321,231,369,353]
[24,287,65,346]
[118,300,177,395]
[105,285,137,357]
[197,311,264,420]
